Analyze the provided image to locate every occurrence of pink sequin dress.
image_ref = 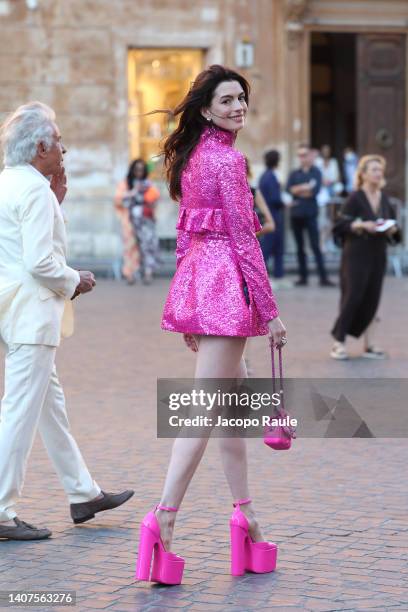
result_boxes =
[161,125,279,337]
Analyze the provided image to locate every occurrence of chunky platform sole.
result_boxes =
[230,523,278,576]
[136,520,184,585]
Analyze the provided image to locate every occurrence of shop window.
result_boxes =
[128,48,203,178]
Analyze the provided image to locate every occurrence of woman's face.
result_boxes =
[134,162,145,179]
[202,80,247,132]
[362,161,384,187]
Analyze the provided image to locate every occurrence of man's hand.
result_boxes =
[290,183,313,198]
[74,271,96,297]
[290,182,310,194]
[50,168,67,204]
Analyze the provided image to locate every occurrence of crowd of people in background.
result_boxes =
[255,142,359,287]
[253,144,401,360]
[114,144,359,290]
[114,143,401,362]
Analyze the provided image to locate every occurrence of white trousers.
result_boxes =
[0,343,100,522]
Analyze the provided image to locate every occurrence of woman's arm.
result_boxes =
[384,196,402,244]
[217,151,278,323]
[254,190,275,236]
[259,172,282,208]
[332,192,369,242]
[350,219,377,234]
[114,180,129,210]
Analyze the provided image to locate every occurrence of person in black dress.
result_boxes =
[331,155,401,360]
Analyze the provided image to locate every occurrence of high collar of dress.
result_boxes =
[202,124,236,146]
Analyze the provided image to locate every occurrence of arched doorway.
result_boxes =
[310,32,406,199]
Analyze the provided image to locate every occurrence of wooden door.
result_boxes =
[357,34,406,200]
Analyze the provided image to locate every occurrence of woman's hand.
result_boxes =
[256,220,275,237]
[351,220,377,234]
[268,317,287,348]
[362,221,377,233]
[183,333,198,352]
[351,220,363,234]
[253,191,275,237]
[386,224,398,237]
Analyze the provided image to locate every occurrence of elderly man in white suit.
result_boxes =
[0,102,133,540]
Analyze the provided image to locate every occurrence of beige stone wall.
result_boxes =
[290,0,408,212]
[0,0,237,258]
[0,0,406,260]
[307,0,408,29]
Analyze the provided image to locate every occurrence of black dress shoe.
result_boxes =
[0,518,51,541]
[295,279,308,287]
[70,489,134,524]
[320,279,336,287]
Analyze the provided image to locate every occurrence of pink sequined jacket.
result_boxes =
[172,125,278,328]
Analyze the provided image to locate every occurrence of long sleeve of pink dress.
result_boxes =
[217,149,278,323]
[162,125,279,337]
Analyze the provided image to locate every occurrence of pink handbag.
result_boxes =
[263,340,296,450]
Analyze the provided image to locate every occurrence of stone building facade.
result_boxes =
[0,0,407,262]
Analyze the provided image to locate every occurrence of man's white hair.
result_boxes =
[0,101,56,166]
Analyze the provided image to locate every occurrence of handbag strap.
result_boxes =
[269,339,296,439]
[270,340,285,413]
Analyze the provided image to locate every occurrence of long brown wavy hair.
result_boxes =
[162,65,250,200]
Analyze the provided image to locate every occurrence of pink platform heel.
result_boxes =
[135,504,185,585]
[230,498,278,576]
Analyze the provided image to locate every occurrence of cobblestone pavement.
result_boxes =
[0,277,407,611]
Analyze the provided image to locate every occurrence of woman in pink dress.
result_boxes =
[136,65,287,585]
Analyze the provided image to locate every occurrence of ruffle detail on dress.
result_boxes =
[177,207,262,234]
[176,207,226,233]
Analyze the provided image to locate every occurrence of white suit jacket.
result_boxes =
[0,164,80,346]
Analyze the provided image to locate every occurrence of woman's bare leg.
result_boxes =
[156,336,246,550]
[218,357,264,542]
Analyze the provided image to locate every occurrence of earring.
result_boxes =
[207,116,211,122]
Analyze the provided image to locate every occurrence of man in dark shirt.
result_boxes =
[287,144,334,286]
[259,150,285,280]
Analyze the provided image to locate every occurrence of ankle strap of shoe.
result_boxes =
[156,504,178,512]
[232,497,252,507]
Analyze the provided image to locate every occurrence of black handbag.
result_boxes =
[332,214,354,248]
